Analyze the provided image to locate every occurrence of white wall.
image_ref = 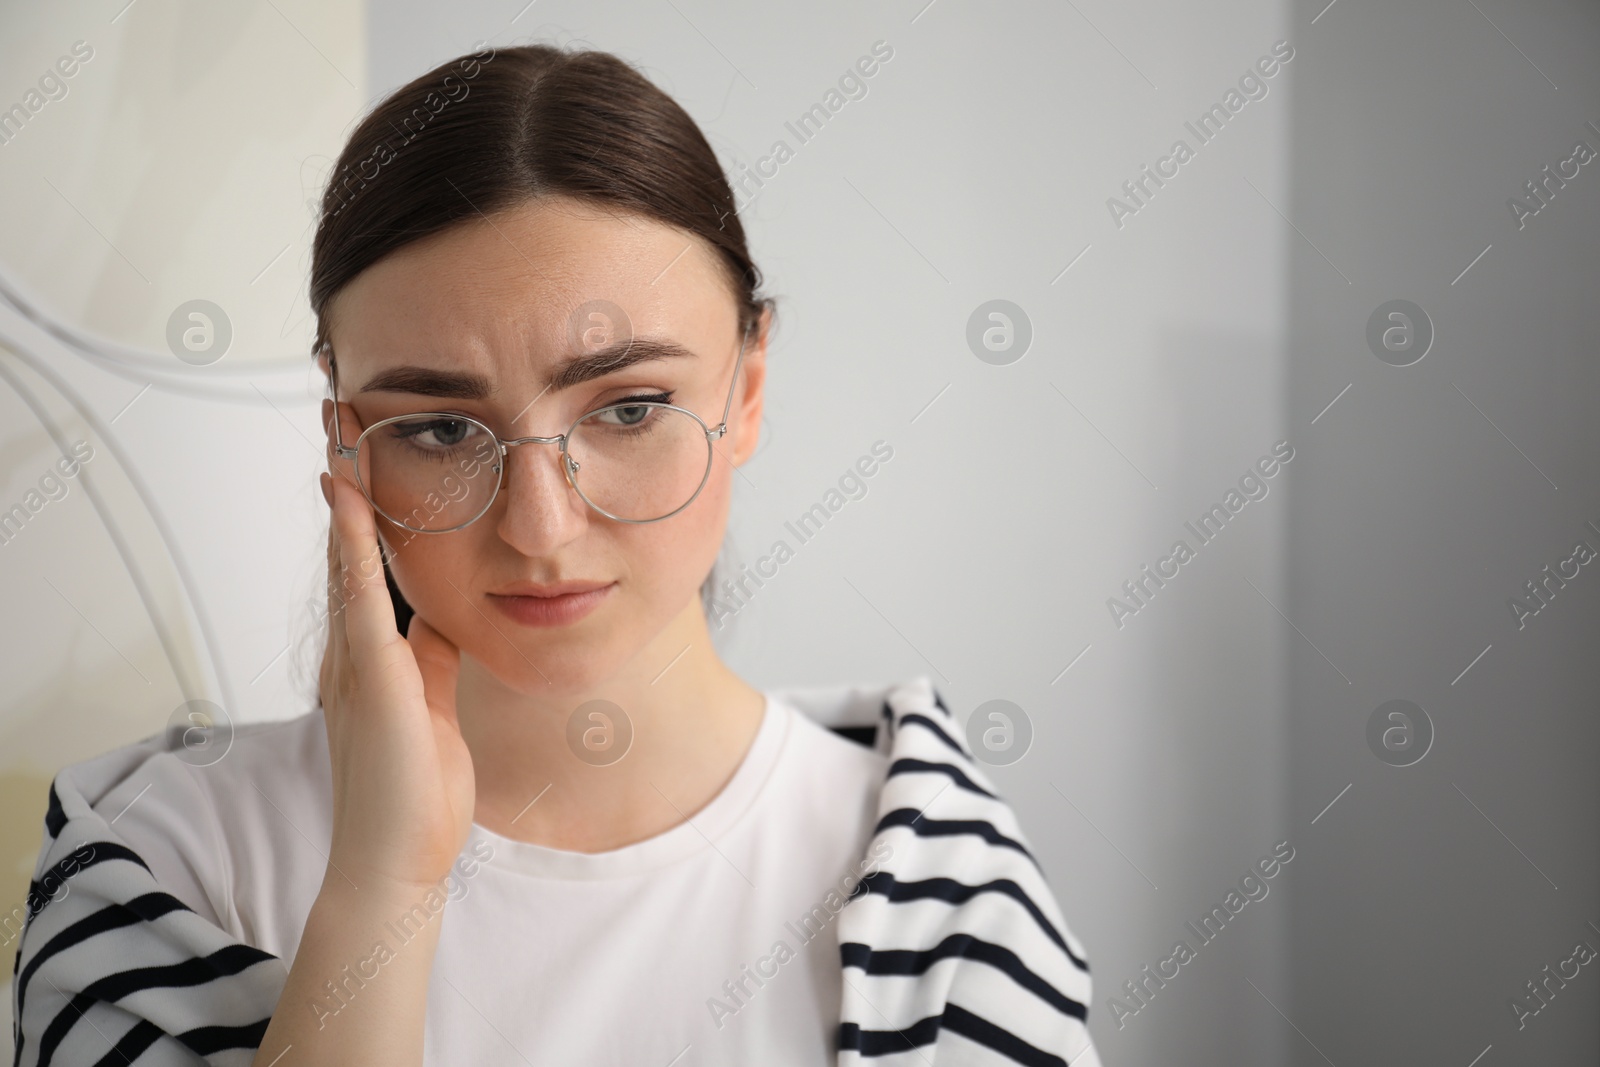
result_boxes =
[0,0,365,1037]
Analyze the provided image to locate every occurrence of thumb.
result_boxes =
[406,615,462,731]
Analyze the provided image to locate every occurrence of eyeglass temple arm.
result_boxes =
[713,320,753,439]
[323,346,359,461]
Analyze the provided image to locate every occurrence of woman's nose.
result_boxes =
[492,439,591,552]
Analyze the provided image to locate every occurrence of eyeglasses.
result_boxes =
[324,322,752,532]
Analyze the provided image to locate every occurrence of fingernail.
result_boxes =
[321,472,333,508]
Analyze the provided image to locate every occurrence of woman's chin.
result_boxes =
[468,639,629,699]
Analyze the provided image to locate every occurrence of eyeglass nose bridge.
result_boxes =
[497,432,582,477]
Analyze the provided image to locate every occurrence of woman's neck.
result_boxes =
[451,599,767,853]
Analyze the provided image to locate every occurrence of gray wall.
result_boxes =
[1284,1,1600,1063]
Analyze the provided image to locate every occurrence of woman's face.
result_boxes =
[321,195,765,694]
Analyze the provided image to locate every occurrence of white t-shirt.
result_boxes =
[97,691,889,1066]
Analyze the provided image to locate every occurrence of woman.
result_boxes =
[11,43,1099,1067]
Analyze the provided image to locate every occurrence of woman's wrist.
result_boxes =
[312,864,454,934]
[255,865,447,1064]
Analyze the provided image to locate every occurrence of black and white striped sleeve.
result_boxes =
[11,756,286,1067]
[836,677,1102,1067]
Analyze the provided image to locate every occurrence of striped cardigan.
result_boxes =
[10,676,1100,1066]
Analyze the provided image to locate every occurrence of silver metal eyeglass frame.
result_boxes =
[323,320,753,532]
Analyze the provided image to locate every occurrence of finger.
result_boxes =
[328,472,400,663]
[322,493,354,700]
[407,615,462,731]
[320,520,342,705]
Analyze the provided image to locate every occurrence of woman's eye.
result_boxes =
[432,419,467,444]
[593,393,672,427]
[426,419,470,446]
[609,404,652,426]
[401,418,473,447]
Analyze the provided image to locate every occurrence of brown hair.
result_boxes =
[310,42,773,351]
[309,43,773,631]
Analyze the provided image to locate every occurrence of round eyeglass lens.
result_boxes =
[566,402,714,522]
[357,414,502,532]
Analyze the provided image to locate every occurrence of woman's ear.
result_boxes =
[317,346,337,449]
[733,308,770,466]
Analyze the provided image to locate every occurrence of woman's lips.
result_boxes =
[486,583,615,627]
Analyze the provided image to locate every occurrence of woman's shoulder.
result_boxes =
[763,675,969,843]
[54,705,331,840]
[53,704,327,804]
[771,673,963,771]
[767,674,936,755]
[42,705,332,940]
[14,714,310,1066]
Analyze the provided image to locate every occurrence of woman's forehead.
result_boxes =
[327,199,736,381]
[343,199,725,316]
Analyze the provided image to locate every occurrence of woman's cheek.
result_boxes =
[389,539,474,641]
[634,524,709,605]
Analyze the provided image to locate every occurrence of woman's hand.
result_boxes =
[318,463,476,894]
[251,443,473,1067]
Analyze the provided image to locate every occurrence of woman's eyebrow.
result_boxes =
[355,337,698,398]
[544,337,699,391]
[357,366,491,399]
